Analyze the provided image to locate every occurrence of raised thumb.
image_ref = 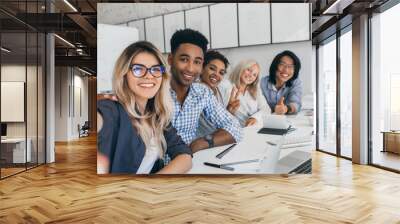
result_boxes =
[278,97,285,105]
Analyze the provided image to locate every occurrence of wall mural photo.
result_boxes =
[96,3,314,175]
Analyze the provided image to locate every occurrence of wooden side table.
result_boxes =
[381,131,400,154]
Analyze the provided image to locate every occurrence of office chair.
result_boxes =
[78,121,90,138]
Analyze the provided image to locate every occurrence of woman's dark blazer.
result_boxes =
[97,100,192,174]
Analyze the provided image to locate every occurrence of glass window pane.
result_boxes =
[27,31,38,169]
[1,30,27,177]
[38,32,46,165]
[371,3,400,171]
[318,37,337,154]
[340,29,352,158]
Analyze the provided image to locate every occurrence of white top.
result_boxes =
[219,79,271,127]
[136,138,161,174]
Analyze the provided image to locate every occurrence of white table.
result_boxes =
[188,112,314,174]
[1,138,32,163]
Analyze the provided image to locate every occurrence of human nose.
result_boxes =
[185,61,195,73]
[282,65,291,72]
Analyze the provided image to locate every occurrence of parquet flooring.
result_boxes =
[1,135,400,223]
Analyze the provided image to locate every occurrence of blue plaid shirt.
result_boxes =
[171,83,242,145]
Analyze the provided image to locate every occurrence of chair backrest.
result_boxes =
[82,121,90,129]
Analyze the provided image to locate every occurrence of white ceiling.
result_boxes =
[97,3,213,25]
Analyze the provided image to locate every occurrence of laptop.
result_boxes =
[263,114,290,129]
[274,150,311,174]
[258,136,311,174]
[258,115,292,135]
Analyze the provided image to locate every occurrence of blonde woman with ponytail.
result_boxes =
[97,41,192,174]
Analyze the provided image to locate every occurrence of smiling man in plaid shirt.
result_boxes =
[168,29,242,153]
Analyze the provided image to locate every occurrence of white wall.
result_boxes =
[55,66,68,141]
[1,64,46,163]
[98,3,211,25]
[1,65,39,137]
[55,67,89,141]
[97,24,139,93]
[98,3,313,99]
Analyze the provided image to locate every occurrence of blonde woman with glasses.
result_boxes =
[97,41,192,174]
[219,60,271,127]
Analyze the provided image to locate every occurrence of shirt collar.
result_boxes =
[267,79,286,92]
[170,84,197,105]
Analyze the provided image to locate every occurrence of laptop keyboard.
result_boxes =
[281,132,313,149]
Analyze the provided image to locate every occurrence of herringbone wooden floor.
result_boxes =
[1,135,400,224]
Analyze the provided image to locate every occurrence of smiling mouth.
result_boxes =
[244,76,253,82]
[138,83,156,88]
[183,73,194,80]
[280,73,290,78]
[209,76,219,84]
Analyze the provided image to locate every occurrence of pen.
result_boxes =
[203,162,235,171]
[221,159,260,166]
[216,143,237,159]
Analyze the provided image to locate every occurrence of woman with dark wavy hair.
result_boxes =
[260,50,303,115]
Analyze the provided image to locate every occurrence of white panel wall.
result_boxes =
[271,3,310,43]
[1,82,24,122]
[1,65,27,138]
[238,3,271,46]
[185,6,210,49]
[98,3,313,97]
[55,67,69,141]
[210,3,238,49]
[128,20,145,41]
[145,16,165,52]
[97,24,139,93]
[55,67,89,141]
[164,12,185,53]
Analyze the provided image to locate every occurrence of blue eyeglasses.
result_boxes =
[129,64,166,78]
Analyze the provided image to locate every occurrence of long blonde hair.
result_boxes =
[228,60,260,99]
[112,41,173,158]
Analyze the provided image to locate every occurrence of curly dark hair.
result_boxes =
[268,50,301,87]
[170,29,208,55]
[204,50,229,69]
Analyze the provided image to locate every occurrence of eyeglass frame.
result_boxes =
[277,62,295,71]
[129,63,166,78]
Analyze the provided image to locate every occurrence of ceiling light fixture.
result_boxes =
[54,34,75,48]
[323,0,342,14]
[63,0,78,12]
[1,47,11,53]
[78,67,92,76]
[322,0,355,15]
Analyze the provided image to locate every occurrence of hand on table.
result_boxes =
[189,138,209,154]
[244,118,257,127]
